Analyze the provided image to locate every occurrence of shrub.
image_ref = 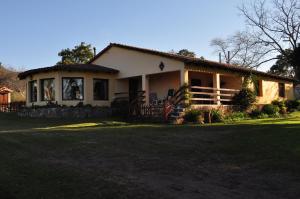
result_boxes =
[225,112,247,122]
[183,109,202,123]
[285,100,300,112]
[210,109,224,123]
[249,109,262,118]
[76,102,84,107]
[257,113,269,119]
[272,100,287,114]
[232,88,256,111]
[271,100,285,109]
[262,104,280,115]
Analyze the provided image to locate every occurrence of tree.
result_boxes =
[211,31,269,68]
[57,42,94,65]
[177,49,196,58]
[239,0,300,79]
[269,49,295,77]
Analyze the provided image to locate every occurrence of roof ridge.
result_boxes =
[110,42,201,60]
[89,43,295,82]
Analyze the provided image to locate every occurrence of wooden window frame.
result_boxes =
[278,83,285,98]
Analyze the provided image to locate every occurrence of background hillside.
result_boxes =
[0,63,25,102]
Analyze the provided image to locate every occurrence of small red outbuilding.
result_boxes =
[0,87,13,104]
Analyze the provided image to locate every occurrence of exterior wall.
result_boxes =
[25,71,116,107]
[115,79,129,93]
[188,71,213,87]
[255,79,294,104]
[220,75,243,90]
[149,71,180,100]
[92,46,185,78]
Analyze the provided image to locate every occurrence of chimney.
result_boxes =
[93,47,96,57]
[219,52,222,63]
[227,51,230,64]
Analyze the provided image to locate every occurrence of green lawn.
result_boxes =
[0,113,300,199]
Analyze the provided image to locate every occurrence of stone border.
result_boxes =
[17,106,112,118]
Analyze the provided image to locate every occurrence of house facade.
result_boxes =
[19,43,296,109]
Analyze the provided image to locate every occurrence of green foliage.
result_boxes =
[262,104,280,116]
[272,100,287,114]
[257,113,270,119]
[272,100,285,109]
[183,109,202,123]
[269,49,295,78]
[285,100,300,112]
[291,46,300,80]
[249,109,262,118]
[269,47,300,80]
[210,109,224,123]
[225,112,247,122]
[57,42,94,65]
[232,88,256,111]
[176,49,196,58]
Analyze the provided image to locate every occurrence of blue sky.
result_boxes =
[1,0,264,71]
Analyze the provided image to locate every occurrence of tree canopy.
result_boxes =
[269,49,295,77]
[211,31,268,68]
[57,42,94,65]
[176,49,196,58]
[211,0,300,79]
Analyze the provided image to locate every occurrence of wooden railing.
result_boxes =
[0,102,26,112]
[190,86,240,104]
[129,91,146,117]
[163,84,189,121]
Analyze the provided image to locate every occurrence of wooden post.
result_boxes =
[213,73,221,105]
[142,74,149,105]
[180,69,189,86]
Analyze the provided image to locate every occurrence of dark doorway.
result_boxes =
[129,77,141,102]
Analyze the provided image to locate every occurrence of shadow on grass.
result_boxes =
[0,112,300,134]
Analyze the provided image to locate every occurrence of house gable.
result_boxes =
[91,45,185,78]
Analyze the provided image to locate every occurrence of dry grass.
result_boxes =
[0,113,300,199]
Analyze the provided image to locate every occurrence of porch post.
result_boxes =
[180,69,189,85]
[213,73,221,105]
[142,74,149,105]
[7,93,11,104]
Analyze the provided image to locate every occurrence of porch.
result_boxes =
[113,70,242,107]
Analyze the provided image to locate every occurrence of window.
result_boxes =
[41,78,55,101]
[254,79,263,97]
[279,83,285,98]
[93,79,109,100]
[29,80,37,102]
[62,78,84,100]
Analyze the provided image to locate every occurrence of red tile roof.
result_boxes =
[18,64,119,80]
[0,87,13,94]
[89,43,296,82]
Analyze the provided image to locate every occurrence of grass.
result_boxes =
[0,112,300,198]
